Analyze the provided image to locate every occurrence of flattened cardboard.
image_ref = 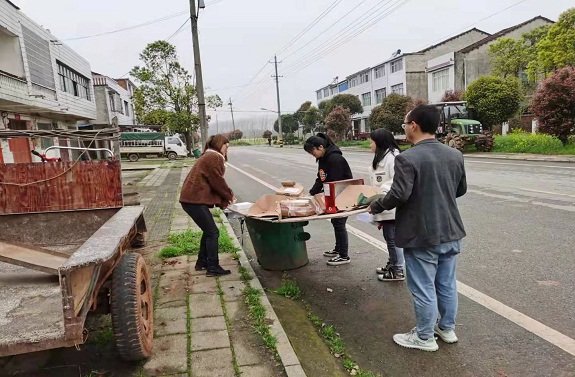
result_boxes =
[335,185,382,210]
[246,194,285,218]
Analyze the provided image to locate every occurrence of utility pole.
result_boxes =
[272,55,283,147]
[215,110,219,134]
[189,0,208,149]
[228,98,236,131]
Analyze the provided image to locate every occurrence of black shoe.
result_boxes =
[378,268,405,281]
[195,260,207,271]
[206,265,231,277]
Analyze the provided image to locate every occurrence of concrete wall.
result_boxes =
[0,28,25,78]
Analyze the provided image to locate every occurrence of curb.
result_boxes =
[219,213,307,377]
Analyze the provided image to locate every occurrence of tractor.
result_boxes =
[432,101,494,152]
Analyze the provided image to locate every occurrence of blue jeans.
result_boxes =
[381,221,404,269]
[404,240,461,340]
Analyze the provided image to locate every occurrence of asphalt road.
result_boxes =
[224,145,575,377]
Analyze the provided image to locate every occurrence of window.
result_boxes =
[390,59,403,73]
[391,83,404,95]
[317,91,322,100]
[330,86,337,95]
[349,76,358,87]
[375,88,386,104]
[37,123,54,149]
[374,66,385,79]
[432,68,450,92]
[323,88,329,97]
[57,61,91,100]
[124,101,129,117]
[362,92,371,106]
[360,72,370,84]
[108,93,116,112]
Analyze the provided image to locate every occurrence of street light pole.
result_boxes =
[273,55,283,147]
[189,0,208,149]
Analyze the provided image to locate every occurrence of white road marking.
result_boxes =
[465,160,575,170]
[518,187,575,199]
[229,161,575,358]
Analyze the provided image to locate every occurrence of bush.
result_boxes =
[283,133,297,145]
[465,76,523,126]
[493,130,565,153]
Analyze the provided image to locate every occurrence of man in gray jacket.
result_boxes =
[369,104,467,352]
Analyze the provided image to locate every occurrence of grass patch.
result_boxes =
[337,140,370,148]
[238,265,253,281]
[242,284,280,361]
[186,290,192,375]
[216,279,241,376]
[159,226,239,258]
[86,315,114,350]
[306,308,380,376]
[271,274,301,299]
[493,130,575,155]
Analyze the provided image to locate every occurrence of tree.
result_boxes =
[465,76,523,126]
[273,114,299,136]
[529,9,575,77]
[325,106,351,141]
[368,93,414,134]
[262,130,272,139]
[323,94,363,117]
[226,129,243,140]
[531,66,575,144]
[440,90,464,102]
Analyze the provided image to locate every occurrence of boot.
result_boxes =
[194,259,207,271]
[206,262,231,277]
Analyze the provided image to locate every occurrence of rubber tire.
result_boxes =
[111,253,153,361]
[128,153,139,162]
[167,152,177,160]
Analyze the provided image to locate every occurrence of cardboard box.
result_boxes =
[275,181,304,196]
[323,178,365,213]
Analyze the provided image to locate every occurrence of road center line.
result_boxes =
[228,161,575,358]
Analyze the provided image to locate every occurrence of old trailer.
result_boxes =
[0,128,153,361]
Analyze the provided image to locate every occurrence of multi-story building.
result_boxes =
[0,0,96,163]
[92,73,136,128]
[316,28,489,134]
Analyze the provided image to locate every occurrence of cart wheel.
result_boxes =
[128,153,139,162]
[111,253,153,361]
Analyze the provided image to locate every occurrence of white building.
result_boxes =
[92,73,136,127]
[315,28,489,135]
[0,0,96,163]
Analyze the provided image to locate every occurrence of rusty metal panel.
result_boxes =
[0,160,122,214]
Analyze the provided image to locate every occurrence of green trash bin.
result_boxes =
[192,149,201,158]
[245,218,310,271]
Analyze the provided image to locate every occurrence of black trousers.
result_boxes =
[181,203,220,264]
[331,217,348,258]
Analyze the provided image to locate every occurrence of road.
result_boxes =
[224,146,575,377]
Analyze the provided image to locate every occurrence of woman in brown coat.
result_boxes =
[179,134,235,276]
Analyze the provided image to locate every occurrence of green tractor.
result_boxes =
[432,101,494,152]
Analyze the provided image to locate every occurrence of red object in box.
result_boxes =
[323,178,364,213]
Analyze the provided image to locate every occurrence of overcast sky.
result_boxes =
[13,0,573,128]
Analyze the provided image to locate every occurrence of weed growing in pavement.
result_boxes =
[272,274,301,299]
[238,265,253,281]
[159,227,239,258]
[216,279,241,376]
[243,285,280,361]
[306,308,381,377]
[86,315,114,350]
[186,290,192,375]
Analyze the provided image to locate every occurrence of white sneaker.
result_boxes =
[434,324,458,344]
[323,249,339,257]
[393,328,439,352]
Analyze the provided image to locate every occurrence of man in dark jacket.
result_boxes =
[370,105,467,352]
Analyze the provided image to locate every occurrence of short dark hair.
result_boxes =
[406,105,440,134]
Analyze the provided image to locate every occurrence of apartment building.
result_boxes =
[316,28,489,134]
[92,73,136,127]
[0,0,96,163]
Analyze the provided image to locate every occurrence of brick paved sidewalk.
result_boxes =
[140,166,306,377]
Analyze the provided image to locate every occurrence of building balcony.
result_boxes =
[0,71,27,93]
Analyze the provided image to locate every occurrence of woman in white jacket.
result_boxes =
[368,129,405,281]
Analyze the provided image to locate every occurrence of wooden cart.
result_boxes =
[0,130,153,361]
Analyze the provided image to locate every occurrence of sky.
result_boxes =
[12,0,574,131]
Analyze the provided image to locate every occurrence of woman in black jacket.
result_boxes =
[304,133,353,266]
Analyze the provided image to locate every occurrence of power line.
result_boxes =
[167,19,190,41]
[63,10,188,41]
[276,0,345,56]
[283,0,413,75]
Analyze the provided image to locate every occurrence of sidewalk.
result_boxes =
[140,167,306,377]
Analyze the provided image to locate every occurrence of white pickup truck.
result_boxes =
[120,132,188,162]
